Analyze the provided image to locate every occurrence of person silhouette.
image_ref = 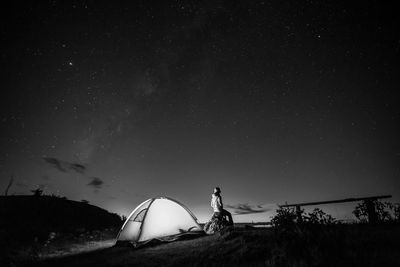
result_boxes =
[211,187,233,226]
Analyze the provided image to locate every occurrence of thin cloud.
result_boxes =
[69,163,86,174]
[87,177,104,189]
[43,157,67,172]
[226,203,271,215]
[43,157,86,174]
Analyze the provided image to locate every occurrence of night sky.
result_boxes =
[1,1,399,222]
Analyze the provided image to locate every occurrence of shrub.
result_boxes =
[394,203,400,221]
[271,207,336,228]
[270,207,298,228]
[305,208,336,225]
[353,200,399,223]
[30,188,43,197]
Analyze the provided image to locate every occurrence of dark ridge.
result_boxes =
[0,195,123,244]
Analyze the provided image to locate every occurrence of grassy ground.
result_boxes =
[18,224,400,267]
[38,228,118,258]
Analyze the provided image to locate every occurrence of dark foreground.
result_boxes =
[20,224,400,267]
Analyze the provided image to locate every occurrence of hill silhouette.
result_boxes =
[0,195,122,245]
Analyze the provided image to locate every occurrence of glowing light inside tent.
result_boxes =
[139,198,201,241]
[117,197,202,243]
[117,199,152,241]
[119,221,141,241]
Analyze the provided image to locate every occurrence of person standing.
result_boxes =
[211,187,233,226]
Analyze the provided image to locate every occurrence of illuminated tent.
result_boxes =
[116,197,204,246]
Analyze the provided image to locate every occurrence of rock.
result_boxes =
[203,216,230,234]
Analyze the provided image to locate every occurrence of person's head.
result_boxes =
[214,187,221,194]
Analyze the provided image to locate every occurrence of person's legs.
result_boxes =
[222,209,233,225]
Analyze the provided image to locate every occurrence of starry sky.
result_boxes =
[1,0,399,223]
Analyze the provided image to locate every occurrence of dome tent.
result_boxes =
[116,197,204,246]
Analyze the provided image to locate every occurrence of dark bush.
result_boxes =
[353,200,400,223]
[270,207,298,229]
[305,208,336,225]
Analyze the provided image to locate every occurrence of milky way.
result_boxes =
[1,1,399,222]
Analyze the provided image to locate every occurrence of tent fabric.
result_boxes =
[116,197,203,245]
